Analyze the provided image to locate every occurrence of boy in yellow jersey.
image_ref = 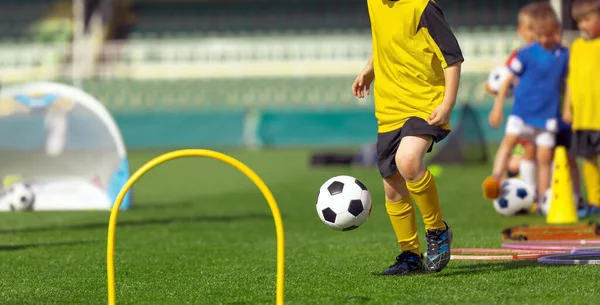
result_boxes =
[352,0,462,275]
[563,0,600,216]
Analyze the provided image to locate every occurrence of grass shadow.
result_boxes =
[436,259,576,276]
[0,213,273,234]
[0,240,100,251]
[370,259,575,278]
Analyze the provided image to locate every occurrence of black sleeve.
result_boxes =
[418,1,464,66]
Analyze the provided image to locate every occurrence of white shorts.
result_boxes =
[505,115,556,147]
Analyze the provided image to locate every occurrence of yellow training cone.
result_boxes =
[547,146,578,224]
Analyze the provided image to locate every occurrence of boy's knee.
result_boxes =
[395,151,424,182]
[502,134,520,147]
[536,147,553,164]
[383,175,410,202]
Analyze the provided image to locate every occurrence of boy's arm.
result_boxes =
[419,1,464,126]
[442,63,461,110]
[364,56,374,72]
[563,84,573,123]
[489,72,516,128]
[352,56,375,98]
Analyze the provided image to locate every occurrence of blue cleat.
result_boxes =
[577,198,589,218]
[589,205,600,216]
[424,221,453,272]
[382,251,424,275]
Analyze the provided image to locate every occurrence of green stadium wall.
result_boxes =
[113,104,510,149]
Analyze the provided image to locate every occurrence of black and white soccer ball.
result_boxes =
[6,183,35,211]
[316,175,372,231]
[539,188,582,216]
[493,178,534,216]
[487,66,514,96]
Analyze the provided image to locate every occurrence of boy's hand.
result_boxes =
[562,108,573,124]
[428,103,452,126]
[488,107,503,129]
[483,82,498,96]
[352,68,375,99]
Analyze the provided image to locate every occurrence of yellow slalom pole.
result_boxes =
[107,149,285,305]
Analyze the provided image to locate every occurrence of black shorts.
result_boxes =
[570,130,600,159]
[556,129,572,149]
[376,117,450,178]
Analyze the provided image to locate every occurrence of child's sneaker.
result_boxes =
[382,251,424,276]
[577,198,589,218]
[482,176,501,199]
[424,221,453,272]
[589,205,600,215]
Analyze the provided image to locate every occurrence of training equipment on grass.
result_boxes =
[3,182,35,211]
[492,178,535,217]
[0,82,131,211]
[546,146,578,224]
[501,222,599,241]
[451,248,562,260]
[502,240,600,251]
[538,252,600,265]
[316,175,372,231]
[106,149,285,305]
[487,66,514,96]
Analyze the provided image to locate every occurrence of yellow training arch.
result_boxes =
[106,149,285,305]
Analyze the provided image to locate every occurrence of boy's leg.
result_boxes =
[571,131,600,215]
[483,134,520,199]
[383,173,419,255]
[483,115,526,199]
[583,156,600,212]
[377,128,423,276]
[532,130,555,212]
[520,141,537,187]
[395,129,451,272]
[507,154,522,178]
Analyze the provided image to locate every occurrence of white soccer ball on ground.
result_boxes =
[316,175,372,231]
[493,178,535,216]
[487,66,514,96]
[539,188,582,216]
[6,183,35,211]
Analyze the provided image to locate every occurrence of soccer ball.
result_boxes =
[316,175,372,231]
[6,183,35,211]
[487,66,514,96]
[539,188,582,216]
[493,178,535,216]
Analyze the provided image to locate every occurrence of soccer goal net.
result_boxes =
[0,82,132,211]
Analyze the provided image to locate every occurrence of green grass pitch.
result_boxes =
[0,149,598,304]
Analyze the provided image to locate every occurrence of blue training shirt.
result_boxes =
[508,42,569,131]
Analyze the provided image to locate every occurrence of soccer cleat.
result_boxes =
[382,251,424,276]
[588,205,600,216]
[482,176,501,199]
[424,221,453,272]
[577,198,589,218]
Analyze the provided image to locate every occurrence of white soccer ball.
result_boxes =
[539,188,582,216]
[487,66,514,96]
[493,178,535,216]
[316,175,372,231]
[6,183,35,211]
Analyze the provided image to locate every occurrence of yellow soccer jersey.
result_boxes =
[568,37,600,131]
[367,0,463,133]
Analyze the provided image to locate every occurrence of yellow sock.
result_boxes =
[583,160,600,206]
[385,197,420,254]
[406,169,446,231]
